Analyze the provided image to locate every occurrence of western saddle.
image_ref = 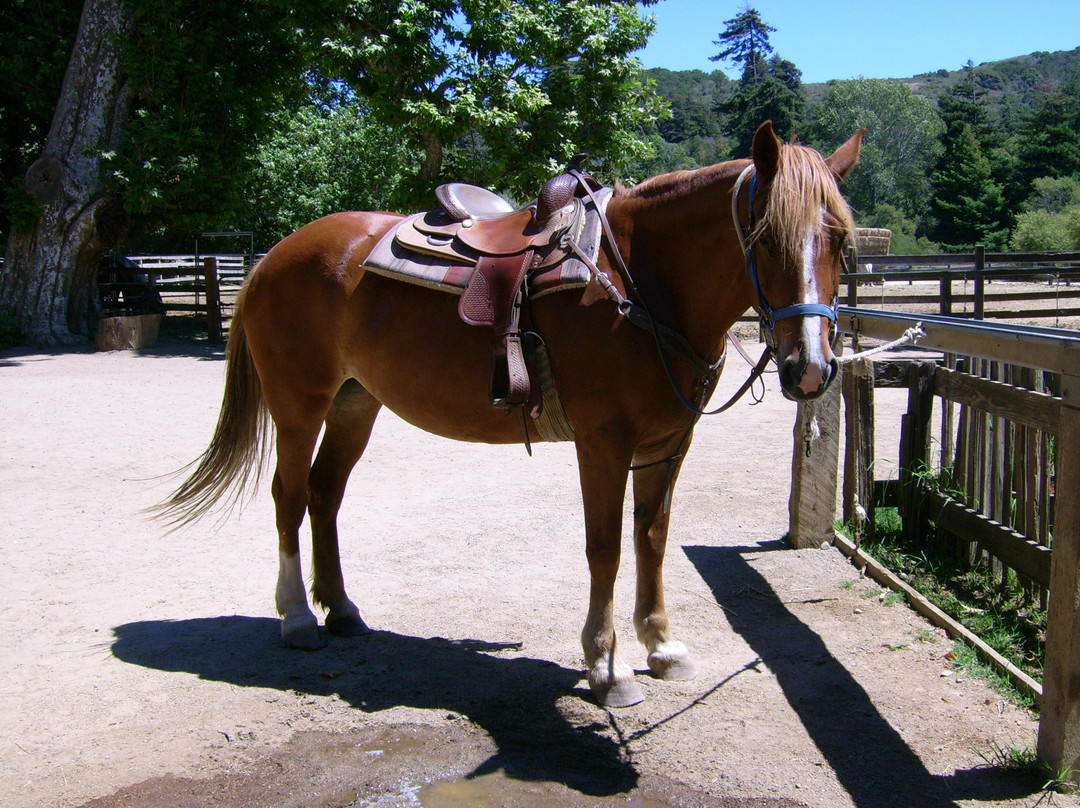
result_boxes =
[383,160,604,439]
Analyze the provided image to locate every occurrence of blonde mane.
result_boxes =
[752,143,856,267]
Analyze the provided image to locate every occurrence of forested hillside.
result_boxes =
[643,44,1080,254]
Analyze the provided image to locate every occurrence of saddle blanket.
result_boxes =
[362,187,613,299]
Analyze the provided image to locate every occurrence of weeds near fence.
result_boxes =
[847,506,1045,705]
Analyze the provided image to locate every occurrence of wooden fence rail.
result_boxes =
[845,248,1080,324]
[98,254,254,343]
[810,307,1080,783]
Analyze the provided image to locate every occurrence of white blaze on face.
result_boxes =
[794,211,828,394]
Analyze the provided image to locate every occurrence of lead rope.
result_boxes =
[799,323,928,457]
[836,323,926,363]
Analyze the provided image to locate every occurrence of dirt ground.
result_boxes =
[0,327,1056,808]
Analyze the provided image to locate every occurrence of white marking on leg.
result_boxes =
[277,551,317,639]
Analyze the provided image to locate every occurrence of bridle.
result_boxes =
[730,164,839,347]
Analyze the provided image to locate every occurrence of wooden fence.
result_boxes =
[99,254,254,343]
[845,248,1080,323]
[791,307,1080,782]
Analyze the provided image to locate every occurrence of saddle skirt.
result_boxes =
[362,186,612,299]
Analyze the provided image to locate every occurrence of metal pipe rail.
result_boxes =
[838,306,1080,377]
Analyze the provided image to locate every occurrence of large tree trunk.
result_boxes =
[0,0,131,345]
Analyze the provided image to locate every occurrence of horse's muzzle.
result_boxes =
[778,351,838,401]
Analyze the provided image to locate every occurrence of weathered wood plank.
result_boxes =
[842,358,875,538]
[788,364,843,549]
[1038,376,1080,783]
[925,491,1052,587]
[936,366,1060,433]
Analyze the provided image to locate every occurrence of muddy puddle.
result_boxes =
[79,722,798,808]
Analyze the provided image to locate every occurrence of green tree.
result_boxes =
[928,123,1008,251]
[0,0,82,246]
[711,8,804,156]
[1010,209,1073,250]
[806,79,944,222]
[1023,176,1080,214]
[938,62,1013,188]
[243,103,417,245]
[1013,84,1080,196]
[1,0,662,344]
[710,7,774,81]
[323,0,664,206]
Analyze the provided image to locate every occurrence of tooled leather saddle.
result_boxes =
[363,160,608,434]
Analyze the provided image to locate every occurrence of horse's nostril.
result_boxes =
[779,358,798,390]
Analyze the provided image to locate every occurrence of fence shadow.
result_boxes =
[683,543,1041,808]
[110,616,636,796]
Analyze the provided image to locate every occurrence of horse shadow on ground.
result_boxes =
[110,617,636,797]
[684,543,1045,808]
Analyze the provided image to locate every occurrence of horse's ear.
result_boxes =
[825,128,865,181]
[752,121,781,182]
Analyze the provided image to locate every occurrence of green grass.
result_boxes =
[972,738,1077,800]
[839,506,1045,706]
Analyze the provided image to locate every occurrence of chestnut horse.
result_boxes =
[162,122,862,707]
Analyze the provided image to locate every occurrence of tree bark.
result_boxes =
[0,0,131,344]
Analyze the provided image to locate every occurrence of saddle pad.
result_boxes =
[362,187,613,298]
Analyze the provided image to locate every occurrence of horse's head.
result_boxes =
[738,121,863,401]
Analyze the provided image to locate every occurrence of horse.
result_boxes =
[160,121,863,708]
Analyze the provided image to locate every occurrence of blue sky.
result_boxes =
[638,0,1080,83]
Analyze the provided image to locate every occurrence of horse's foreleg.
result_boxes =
[308,380,382,637]
[576,439,643,707]
[631,458,697,681]
[273,423,325,650]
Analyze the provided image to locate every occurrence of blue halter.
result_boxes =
[737,169,838,336]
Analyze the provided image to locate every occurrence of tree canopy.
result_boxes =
[806,79,943,221]
[0,0,663,343]
[710,8,803,157]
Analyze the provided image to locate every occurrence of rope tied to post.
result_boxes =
[802,324,926,458]
[838,323,926,364]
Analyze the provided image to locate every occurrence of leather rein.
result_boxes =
[565,167,776,420]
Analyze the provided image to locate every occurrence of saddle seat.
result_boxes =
[362,163,609,432]
[435,183,516,221]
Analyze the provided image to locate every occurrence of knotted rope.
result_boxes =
[836,323,926,363]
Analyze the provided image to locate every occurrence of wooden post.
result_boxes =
[973,245,986,320]
[842,358,875,542]
[789,362,843,549]
[900,363,936,544]
[203,256,223,344]
[940,272,953,317]
[1038,373,1080,784]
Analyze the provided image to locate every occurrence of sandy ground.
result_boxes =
[0,331,1053,808]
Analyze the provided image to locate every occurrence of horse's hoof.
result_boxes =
[594,678,645,708]
[282,614,326,651]
[326,613,370,637]
[648,641,697,681]
[588,659,645,707]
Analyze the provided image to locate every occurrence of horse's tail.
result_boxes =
[154,281,272,527]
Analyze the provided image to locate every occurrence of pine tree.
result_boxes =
[928,123,1009,251]
[711,8,804,157]
[710,8,774,82]
[1014,85,1080,194]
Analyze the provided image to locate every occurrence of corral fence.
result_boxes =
[99,252,259,344]
[846,247,1080,323]
[787,299,1080,781]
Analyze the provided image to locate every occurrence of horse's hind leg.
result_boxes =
[273,417,329,650]
[308,379,382,636]
[631,458,697,681]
